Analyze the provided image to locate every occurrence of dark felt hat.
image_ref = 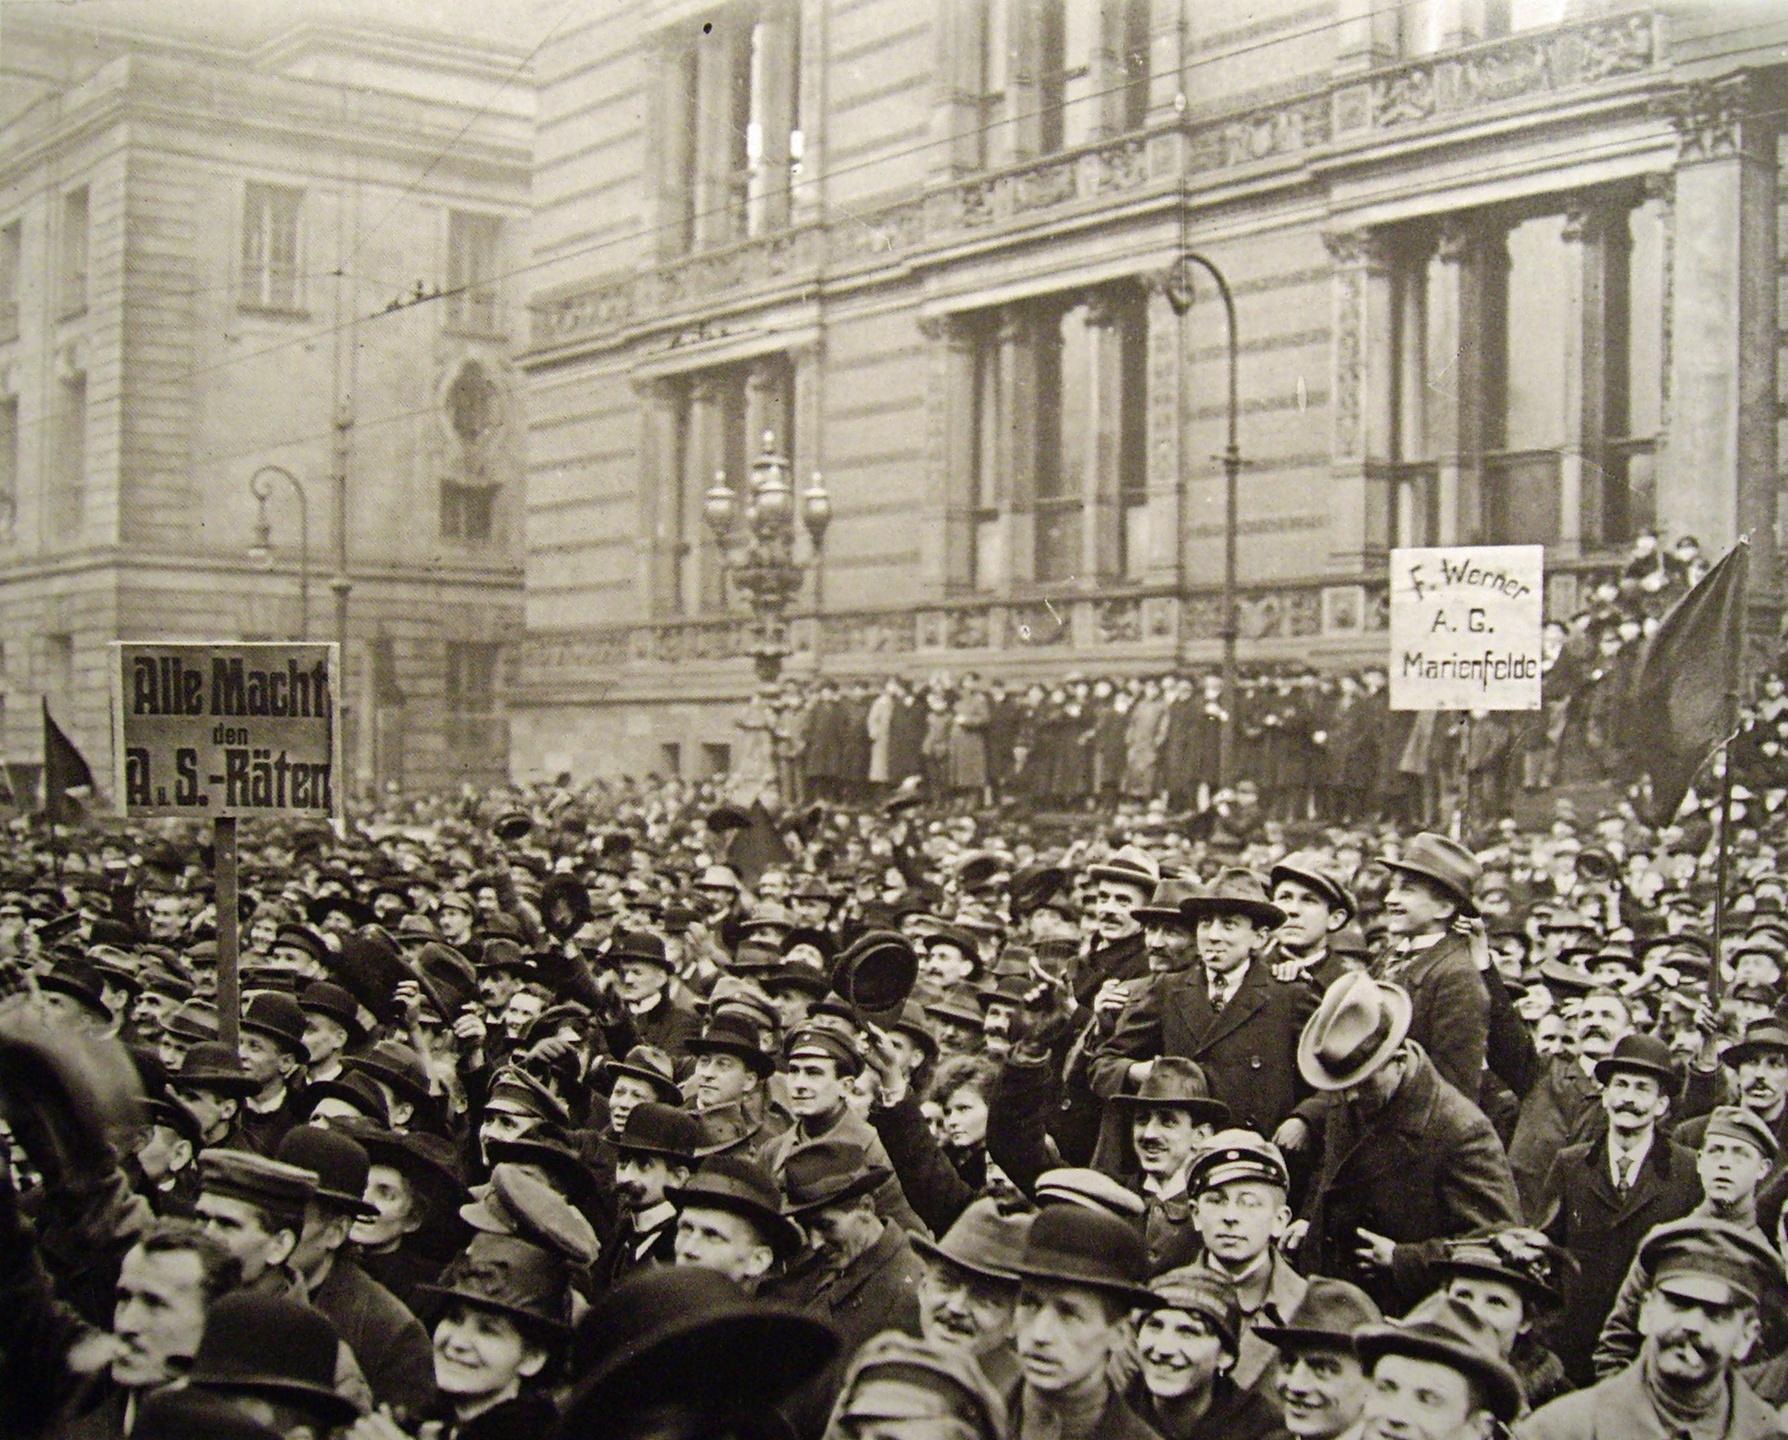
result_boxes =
[1254,1276,1382,1350]
[36,956,112,1021]
[1354,1293,1522,1423]
[1180,867,1286,929]
[171,1041,260,1098]
[831,929,919,1021]
[1131,875,1203,927]
[1592,1031,1678,1087]
[910,1196,1031,1283]
[352,1039,434,1108]
[597,1045,682,1104]
[306,894,376,930]
[1010,1202,1160,1311]
[297,980,365,1042]
[186,1293,359,1426]
[1724,1018,1788,1068]
[1269,850,1357,917]
[613,1100,702,1163]
[1378,833,1480,915]
[424,1230,576,1335]
[561,1268,838,1433]
[668,1153,804,1257]
[305,1068,390,1126]
[327,926,414,1026]
[612,931,673,970]
[1107,1056,1231,1125]
[686,1012,777,1078]
[276,1124,376,1218]
[240,991,307,1056]
[779,1137,891,1216]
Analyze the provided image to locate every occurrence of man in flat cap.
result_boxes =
[193,1149,317,1295]
[1355,1291,1522,1440]
[1518,1218,1786,1440]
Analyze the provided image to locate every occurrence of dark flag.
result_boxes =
[42,701,93,826]
[1620,539,1748,824]
[708,799,793,889]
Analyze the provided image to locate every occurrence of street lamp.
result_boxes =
[704,431,832,682]
[1164,250,1242,792]
[246,464,310,640]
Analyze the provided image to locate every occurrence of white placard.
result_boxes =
[1389,546,1544,711]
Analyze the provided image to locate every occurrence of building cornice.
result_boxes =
[525,8,1678,368]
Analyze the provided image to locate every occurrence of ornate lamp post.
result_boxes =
[246,464,310,640]
[705,431,832,682]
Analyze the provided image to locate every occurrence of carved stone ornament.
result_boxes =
[1660,76,1762,163]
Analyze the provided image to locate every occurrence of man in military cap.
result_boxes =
[1519,1218,1786,1439]
[1183,1129,1308,1396]
[759,1022,925,1235]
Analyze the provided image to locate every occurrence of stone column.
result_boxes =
[693,12,740,250]
[1145,0,1184,125]
[1433,215,1508,545]
[1004,0,1045,164]
[932,0,988,178]
[921,314,979,594]
[1333,0,1397,74]
[746,356,791,456]
[637,379,684,616]
[1142,272,1186,586]
[1082,287,1127,584]
[645,26,696,259]
[793,0,827,223]
[1092,0,1135,137]
[1000,309,1042,585]
[1559,192,1632,557]
[1324,228,1397,569]
[751,0,797,233]
[1663,76,1779,597]
[686,376,727,612]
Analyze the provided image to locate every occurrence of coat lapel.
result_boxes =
[1194,960,1269,1053]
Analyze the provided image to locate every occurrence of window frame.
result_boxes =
[239,181,307,317]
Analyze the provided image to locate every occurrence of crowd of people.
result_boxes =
[1,713,1788,1440]
[732,533,1754,833]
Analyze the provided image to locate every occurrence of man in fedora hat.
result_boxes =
[1372,831,1492,1102]
[1520,1219,1786,1440]
[909,1197,1032,1394]
[1289,974,1519,1314]
[1093,867,1319,1139]
[1533,1032,1700,1385]
[275,1126,436,1418]
[686,1006,789,1157]
[669,1152,803,1292]
[1353,1292,1522,1440]
[1079,845,1158,1009]
[560,1267,838,1440]
[170,1042,259,1152]
[600,1100,702,1288]
[1102,1057,1230,1273]
[1267,851,1358,993]
[1256,1277,1382,1439]
[778,1133,925,1363]
[1006,1203,1164,1440]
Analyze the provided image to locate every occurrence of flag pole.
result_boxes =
[1710,737,1732,1011]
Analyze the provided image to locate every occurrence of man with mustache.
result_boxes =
[1535,1032,1699,1386]
[597,1101,701,1288]
[1505,987,1634,1221]
[1517,1219,1785,1440]
[910,1197,1030,1394]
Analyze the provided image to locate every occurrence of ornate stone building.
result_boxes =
[0,8,531,797]
[514,0,1787,781]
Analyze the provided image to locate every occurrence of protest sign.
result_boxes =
[1389,546,1544,711]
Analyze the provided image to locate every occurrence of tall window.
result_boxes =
[656,2,801,255]
[445,210,502,334]
[443,641,501,753]
[59,188,88,318]
[0,222,20,342]
[962,284,1147,590]
[50,373,85,538]
[241,183,303,313]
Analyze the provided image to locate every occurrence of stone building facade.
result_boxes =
[515,0,1788,781]
[0,11,531,798]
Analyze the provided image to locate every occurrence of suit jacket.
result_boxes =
[308,1254,436,1420]
[596,1205,679,1291]
[1538,1133,1700,1386]
[1091,956,1319,1136]
[1515,1359,1781,1440]
[1507,1056,1603,1221]
[1377,932,1488,1100]
[1297,1044,1519,1314]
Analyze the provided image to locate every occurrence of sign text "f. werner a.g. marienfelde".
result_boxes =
[111,643,340,819]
